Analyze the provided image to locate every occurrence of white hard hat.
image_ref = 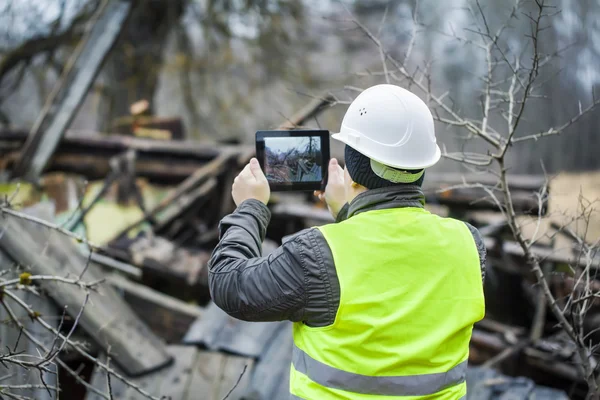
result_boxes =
[332,84,441,170]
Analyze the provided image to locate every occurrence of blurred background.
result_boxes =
[1,1,600,399]
[1,0,599,172]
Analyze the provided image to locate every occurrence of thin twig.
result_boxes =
[222,364,248,400]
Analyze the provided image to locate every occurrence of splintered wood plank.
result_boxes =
[107,273,203,343]
[153,346,198,399]
[184,352,224,399]
[184,351,254,400]
[0,207,172,377]
[87,346,198,400]
[216,355,255,400]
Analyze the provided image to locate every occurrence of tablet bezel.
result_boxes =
[255,130,330,192]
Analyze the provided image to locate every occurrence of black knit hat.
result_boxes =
[344,145,425,189]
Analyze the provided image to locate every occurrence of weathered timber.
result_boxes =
[153,178,218,238]
[484,237,600,269]
[109,153,234,242]
[0,130,252,183]
[83,249,142,279]
[185,351,254,400]
[0,205,172,376]
[523,348,582,383]
[11,1,132,182]
[113,116,186,140]
[108,274,203,343]
[424,173,547,215]
[86,346,254,400]
[129,236,212,303]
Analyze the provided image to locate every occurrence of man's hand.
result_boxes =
[232,158,270,206]
[314,158,346,218]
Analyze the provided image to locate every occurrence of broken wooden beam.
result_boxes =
[11,1,132,182]
[153,178,218,238]
[1,130,252,183]
[107,274,203,343]
[0,205,172,376]
[128,236,212,304]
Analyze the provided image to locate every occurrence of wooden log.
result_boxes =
[11,1,132,182]
[0,205,172,377]
[107,274,203,343]
[0,130,252,183]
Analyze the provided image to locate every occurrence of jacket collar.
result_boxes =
[347,185,425,219]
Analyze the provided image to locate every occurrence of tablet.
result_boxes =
[256,130,330,192]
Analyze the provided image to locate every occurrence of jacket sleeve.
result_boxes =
[464,222,487,283]
[208,199,340,326]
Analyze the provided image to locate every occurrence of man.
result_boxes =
[208,84,486,399]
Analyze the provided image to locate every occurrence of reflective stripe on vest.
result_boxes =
[293,344,467,396]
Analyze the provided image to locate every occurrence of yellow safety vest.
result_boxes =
[290,207,485,399]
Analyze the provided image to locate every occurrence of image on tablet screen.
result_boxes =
[264,136,323,183]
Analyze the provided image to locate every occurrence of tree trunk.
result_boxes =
[99,0,186,132]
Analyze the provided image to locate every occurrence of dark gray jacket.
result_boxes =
[208,185,486,328]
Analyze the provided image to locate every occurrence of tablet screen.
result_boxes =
[256,130,330,191]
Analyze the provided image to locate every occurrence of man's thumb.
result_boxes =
[249,158,266,180]
[329,158,338,171]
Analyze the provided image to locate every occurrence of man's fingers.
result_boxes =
[314,190,326,201]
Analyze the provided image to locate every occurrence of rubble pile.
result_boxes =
[0,96,594,399]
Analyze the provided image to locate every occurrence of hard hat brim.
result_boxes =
[331,133,442,170]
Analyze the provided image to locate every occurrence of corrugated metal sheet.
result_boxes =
[244,322,293,400]
[183,302,287,358]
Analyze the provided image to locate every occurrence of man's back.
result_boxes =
[291,207,485,399]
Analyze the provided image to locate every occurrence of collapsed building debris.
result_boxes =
[0,93,594,399]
